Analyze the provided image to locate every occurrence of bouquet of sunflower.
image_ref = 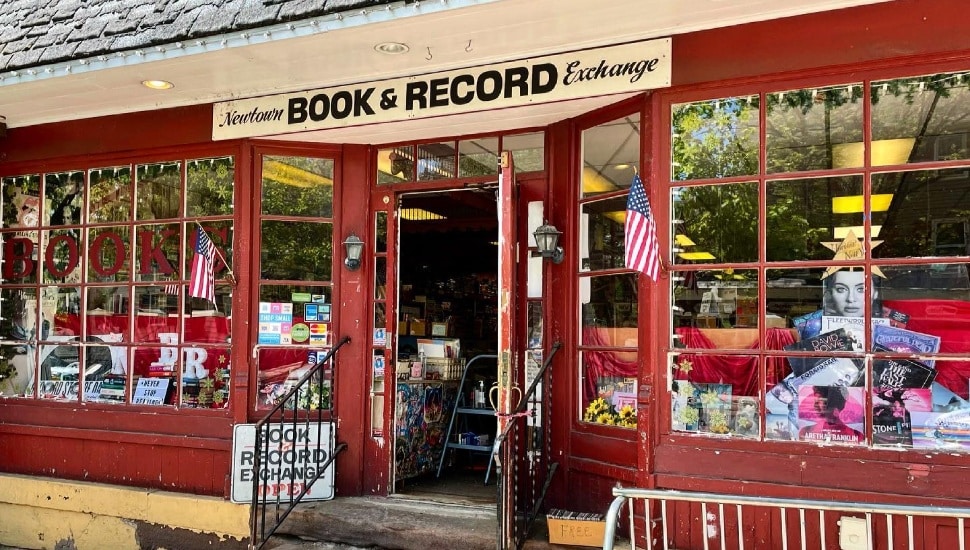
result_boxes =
[583,397,637,428]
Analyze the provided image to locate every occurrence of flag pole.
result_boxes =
[195,221,237,287]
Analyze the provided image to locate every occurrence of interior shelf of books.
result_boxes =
[670,265,970,451]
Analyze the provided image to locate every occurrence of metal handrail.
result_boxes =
[249,336,351,550]
[493,341,562,450]
[604,486,970,550]
[493,341,562,550]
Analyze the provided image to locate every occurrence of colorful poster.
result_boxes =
[820,316,890,351]
[257,302,293,344]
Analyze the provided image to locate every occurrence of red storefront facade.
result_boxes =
[3,0,970,548]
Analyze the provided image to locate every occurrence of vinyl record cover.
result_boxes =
[871,388,931,447]
[873,325,941,367]
[872,345,936,389]
[796,386,865,445]
[784,328,855,376]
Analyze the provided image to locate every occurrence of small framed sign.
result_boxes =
[133,377,170,406]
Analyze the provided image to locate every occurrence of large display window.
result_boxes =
[668,70,970,450]
[0,156,235,408]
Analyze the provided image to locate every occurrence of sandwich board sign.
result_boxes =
[230,422,335,503]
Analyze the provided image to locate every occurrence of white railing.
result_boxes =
[604,487,970,550]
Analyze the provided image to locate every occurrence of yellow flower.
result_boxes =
[595,412,617,425]
[583,397,610,421]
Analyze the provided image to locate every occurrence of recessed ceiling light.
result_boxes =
[142,79,174,90]
[375,42,409,55]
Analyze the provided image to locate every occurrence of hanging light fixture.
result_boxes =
[343,234,364,270]
[533,222,564,264]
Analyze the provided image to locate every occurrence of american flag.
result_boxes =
[189,226,216,303]
[163,283,179,295]
[624,173,661,280]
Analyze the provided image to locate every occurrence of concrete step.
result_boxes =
[265,496,632,550]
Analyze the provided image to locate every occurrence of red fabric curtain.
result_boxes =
[883,299,970,399]
[581,326,797,400]
[673,327,797,396]
[582,327,638,401]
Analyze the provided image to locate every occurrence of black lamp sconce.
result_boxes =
[343,234,364,270]
[533,221,564,264]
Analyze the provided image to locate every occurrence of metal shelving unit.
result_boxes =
[436,353,497,484]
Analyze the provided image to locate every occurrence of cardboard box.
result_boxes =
[546,517,606,547]
[409,320,427,336]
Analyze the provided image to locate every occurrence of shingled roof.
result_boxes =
[0,0,399,73]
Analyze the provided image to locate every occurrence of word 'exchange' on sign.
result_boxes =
[211,38,671,139]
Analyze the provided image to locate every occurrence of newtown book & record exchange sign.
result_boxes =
[211,38,671,139]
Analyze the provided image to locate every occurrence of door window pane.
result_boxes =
[260,221,333,281]
[580,196,627,272]
[581,114,640,199]
[261,156,334,217]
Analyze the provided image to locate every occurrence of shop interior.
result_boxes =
[393,187,499,504]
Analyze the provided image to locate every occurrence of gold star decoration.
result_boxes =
[675,359,693,375]
[819,230,885,279]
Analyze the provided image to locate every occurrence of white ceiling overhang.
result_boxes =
[0,0,893,145]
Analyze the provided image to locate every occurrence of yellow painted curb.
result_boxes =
[0,474,249,547]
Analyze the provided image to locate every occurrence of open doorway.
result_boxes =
[392,187,499,505]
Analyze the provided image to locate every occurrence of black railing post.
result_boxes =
[249,336,351,550]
